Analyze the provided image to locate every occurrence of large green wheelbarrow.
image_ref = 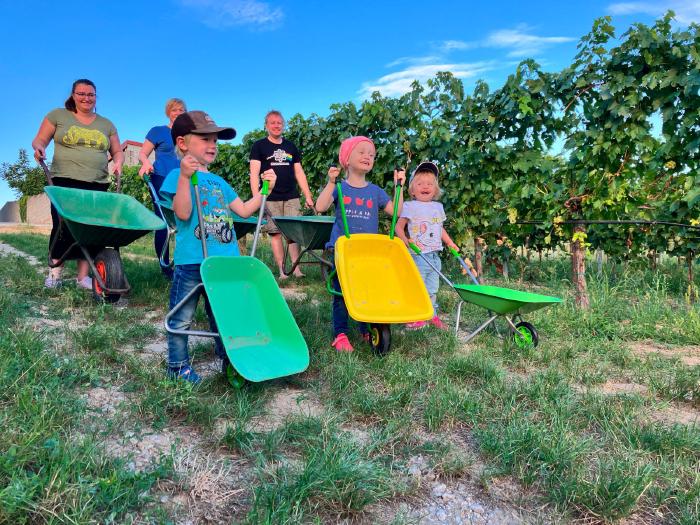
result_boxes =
[165,175,309,387]
[42,163,166,303]
[273,215,335,279]
[411,244,561,348]
[145,175,263,269]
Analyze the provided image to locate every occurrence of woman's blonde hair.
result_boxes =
[165,98,187,116]
[408,170,442,200]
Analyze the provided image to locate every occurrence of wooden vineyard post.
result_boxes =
[687,252,698,303]
[572,222,590,309]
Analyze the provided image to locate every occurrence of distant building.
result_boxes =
[108,140,154,172]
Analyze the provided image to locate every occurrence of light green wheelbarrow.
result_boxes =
[410,244,561,348]
[164,176,309,387]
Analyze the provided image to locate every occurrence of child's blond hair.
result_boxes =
[408,170,442,200]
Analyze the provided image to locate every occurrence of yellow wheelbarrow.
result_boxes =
[327,181,433,354]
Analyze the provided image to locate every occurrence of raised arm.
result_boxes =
[315,166,340,212]
[230,170,277,218]
[249,159,262,197]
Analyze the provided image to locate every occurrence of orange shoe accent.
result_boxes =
[430,315,448,330]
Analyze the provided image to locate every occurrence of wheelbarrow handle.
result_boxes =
[335,182,351,239]
[389,174,403,240]
[191,171,209,259]
[39,159,53,186]
[408,242,454,288]
[250,179,269,258]
[449,247,480,285]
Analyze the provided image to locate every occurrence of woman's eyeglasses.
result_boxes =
[74,92,96,98]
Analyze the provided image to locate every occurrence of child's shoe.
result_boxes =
[430,315,448,330]
[76,276,92,290]
[44,276,62,289]
[167,365,202,384]
[331,333,354,352]
[405,321,427,330]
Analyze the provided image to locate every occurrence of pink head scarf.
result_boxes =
[338,136,374,168]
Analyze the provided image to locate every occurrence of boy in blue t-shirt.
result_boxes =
[160,111,276,383]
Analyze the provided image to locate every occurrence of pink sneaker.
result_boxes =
[332,333,354,352]
[405,321,427,330]
[430,315,448,330]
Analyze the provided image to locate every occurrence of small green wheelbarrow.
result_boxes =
[165,175,309,387]
[42,161,166,303]
[410,244,561,348]
[273,215,335,279]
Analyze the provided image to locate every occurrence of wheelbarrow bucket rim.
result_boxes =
[453,283,562,315]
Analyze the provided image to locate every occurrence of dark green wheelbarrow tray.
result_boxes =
[410,244,561,348]
[272,215,335,278]
[44,185,166,303]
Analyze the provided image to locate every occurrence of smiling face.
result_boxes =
[178,133,218,165]
[410,172,439,202]
[167,103,186,125]
[346,141,376,174]
[72,83,96,113]
[265,113,285,139]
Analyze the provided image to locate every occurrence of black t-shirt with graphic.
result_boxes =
[249,137,301,201]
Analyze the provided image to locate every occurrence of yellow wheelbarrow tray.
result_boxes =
[328,180,433,355]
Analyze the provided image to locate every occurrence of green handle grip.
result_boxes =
[191,171,199,186]
[449,247,460,258]
[409,242,421,254]
[261,179,269,196]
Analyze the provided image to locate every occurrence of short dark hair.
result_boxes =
[65,78,96,113]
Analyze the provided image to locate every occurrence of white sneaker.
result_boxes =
[44,276,61,289]
[76,276,93,290]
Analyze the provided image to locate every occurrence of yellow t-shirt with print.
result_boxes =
[47,108,117,184]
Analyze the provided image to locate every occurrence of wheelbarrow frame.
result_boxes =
[272,215,335,278]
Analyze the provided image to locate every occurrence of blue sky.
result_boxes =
[1,0,697,208]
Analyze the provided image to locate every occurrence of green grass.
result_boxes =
[1,231,699,523]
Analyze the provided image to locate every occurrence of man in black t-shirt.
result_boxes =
[249,110,314,279]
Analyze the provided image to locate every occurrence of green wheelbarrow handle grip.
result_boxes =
[325,267,343,297]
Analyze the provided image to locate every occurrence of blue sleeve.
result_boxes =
[378,186,391,209]
[159,168,180,205]
[145,126,159,146]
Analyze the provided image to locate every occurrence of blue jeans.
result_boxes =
[412,251,441,315]
[330,261,367,337]
[148,173,171,275]
[167,264,225,368]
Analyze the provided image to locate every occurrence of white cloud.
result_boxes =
[179,0,283,29]
[608,1,700,24]
[483,27,575,57]
[360,62,494,98]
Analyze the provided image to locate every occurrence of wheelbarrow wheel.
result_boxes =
[223,359,247,389]
[513,321,538,349]
[92,248,124,304]
[369,323,391,356]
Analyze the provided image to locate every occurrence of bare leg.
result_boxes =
[77,259,90,280]
[288,242,305,277]
[269,233,287,279]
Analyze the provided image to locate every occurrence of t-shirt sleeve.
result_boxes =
[224,182,238,205]
[46,108,63,126]
[378,186,391,209]
[159,169,179,205]
[145,126,159,146]
[249,140,262,162]
[291,142,302,163]
[438,202,446,222]
[400,200,414,219]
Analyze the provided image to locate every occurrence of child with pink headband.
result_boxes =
[316,136,407,352]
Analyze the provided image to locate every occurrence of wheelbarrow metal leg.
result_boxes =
[164,282,219,338]
[462,314,499,343]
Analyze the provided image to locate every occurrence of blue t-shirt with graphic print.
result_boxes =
[145,125,179,179]
[160,169,240,265]
[326,180,391,248]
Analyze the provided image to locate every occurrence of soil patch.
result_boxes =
[597,381,649,396]
[645,403,700,427]
[630,341,700,367]
[247,387,324,432]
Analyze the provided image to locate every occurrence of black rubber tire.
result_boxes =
[222,224,233,243]
[513,321,539,349]
[369,323,392,356]
[92,248,124,303]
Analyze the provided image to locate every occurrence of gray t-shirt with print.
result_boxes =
[400,200,446,253]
